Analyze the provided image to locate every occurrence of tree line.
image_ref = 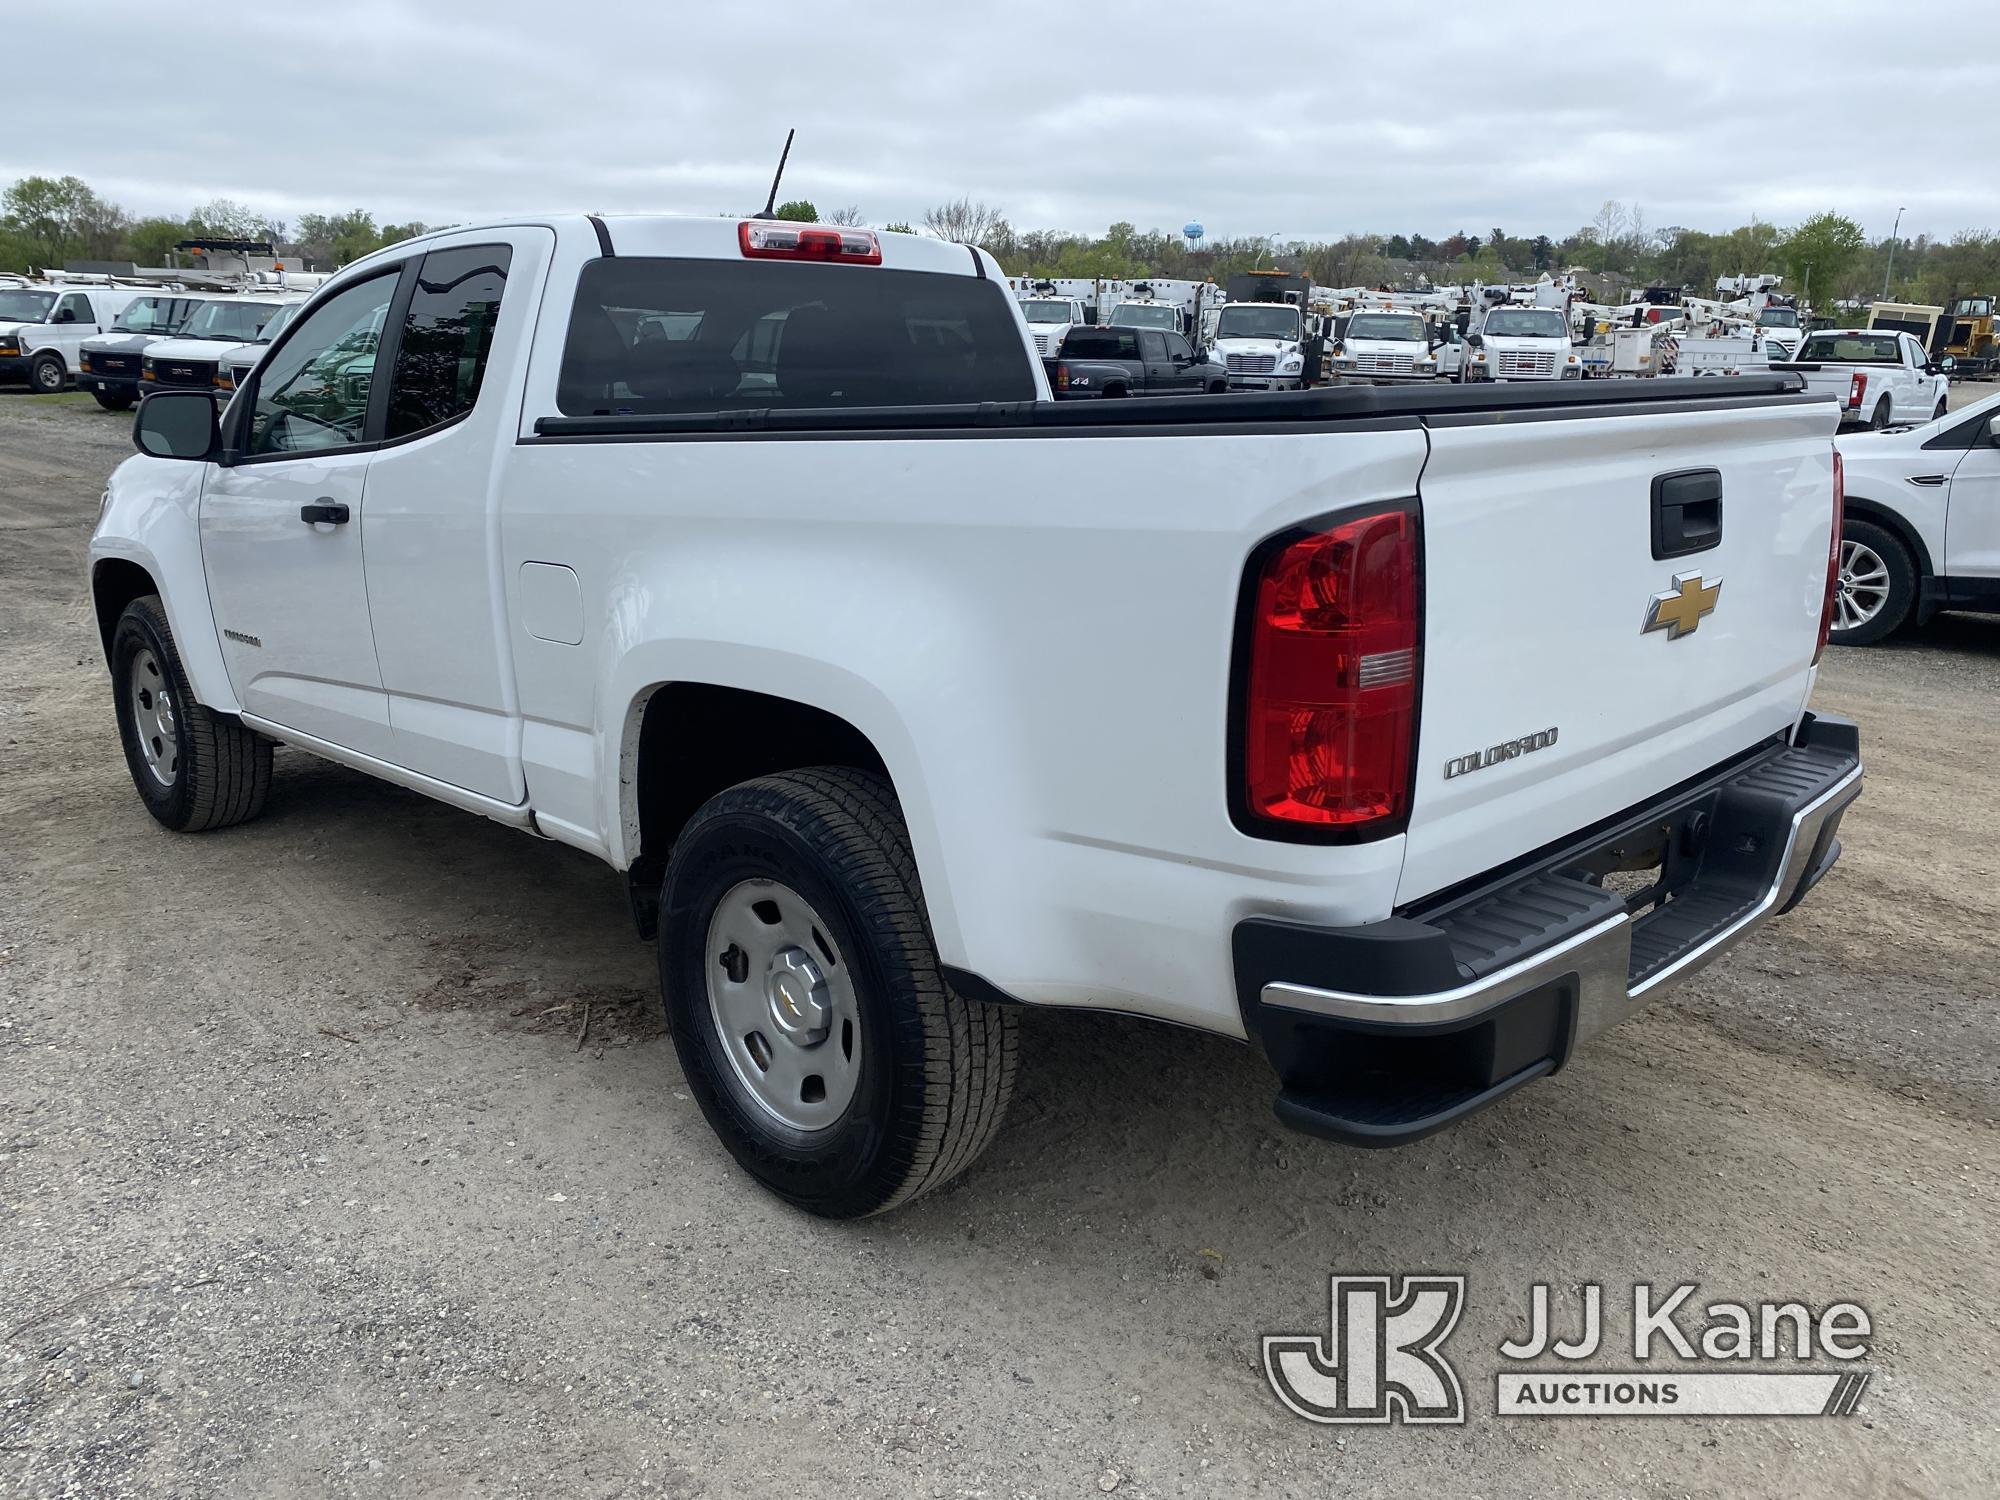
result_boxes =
[7,175,1996,310]
[0,175,433,275]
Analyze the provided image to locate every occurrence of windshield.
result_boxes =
[1215,305,1301,341]
[1110,303,1181,330]
[1799,333,1900,362]
[1482,309,1567,339]
[1019,300,1074,324]
[1758,307,1801,328]
[254,301,300,343]
[112,297,185,334]
[0,290,57,323]
[1346,314,1427,342]
[178,300,286,342]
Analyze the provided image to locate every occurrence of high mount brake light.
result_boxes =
[1237,508,1421,834]
[1816,450,1844,663]
[738,221,882,265]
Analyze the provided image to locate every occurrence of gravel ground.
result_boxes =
[3,387,1997,1498]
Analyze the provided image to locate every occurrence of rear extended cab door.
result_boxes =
[1398,395,1839,904]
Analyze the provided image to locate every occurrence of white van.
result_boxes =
[0,284,171,394]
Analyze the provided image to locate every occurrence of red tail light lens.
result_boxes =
[738,220,882,265]
[1239,508,1420,833]
[1055,361,1070,392]
[1847,371,1867,410]
[1816,449,1844,663]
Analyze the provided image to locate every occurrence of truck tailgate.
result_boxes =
[1398,399,1836,904]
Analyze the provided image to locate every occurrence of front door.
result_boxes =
[200,267,405,759]
[1945,431,2000,581]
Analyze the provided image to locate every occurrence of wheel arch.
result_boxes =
[616,678,945,945]
[1840,493,1939,624]
[89,544,241,713]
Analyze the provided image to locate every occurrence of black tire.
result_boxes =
[29,353,66,394]
[93,388,135,412]
[1869,397,1891,430]
[1830,519,1916,647]
[1208,379,1227,394]
[111,595,272,831]
[1101,384,1128,398]
[659,767,1017,1219]
[1934,398,1949,421]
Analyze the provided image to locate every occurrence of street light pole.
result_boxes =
[1882,206,1905,299]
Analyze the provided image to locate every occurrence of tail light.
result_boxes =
[1236,507,1421,835]
[1847,372,1867,410]
[1816,450,1844,663]
[739,220,881,265]
[1054,361,1070,392]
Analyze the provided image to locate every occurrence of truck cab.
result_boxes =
[1462,303,1579,382]
[0,284,163,394]
[1755,303,1806,361]
[78,294,211,410]
[1017,296,1084,359]
[1212,301,1307,390]
[1107,299,1184,336]
[1329,309,1437,384]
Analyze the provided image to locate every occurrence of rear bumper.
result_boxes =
[1235,713,1862,1147]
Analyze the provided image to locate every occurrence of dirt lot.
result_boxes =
[4,387,1997,1498]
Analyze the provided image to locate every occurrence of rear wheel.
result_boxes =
[1869,397,1892,430]
[29,353,65,394]
[93,388,135,412]
[1830,520,1915,646]
[659,767,1018,1218]
[111,595,272,831]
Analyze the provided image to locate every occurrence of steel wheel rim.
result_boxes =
[704,878,862,1133]
[35,362,60,392]
[1836,539,1890,631]
[128,646,179,787]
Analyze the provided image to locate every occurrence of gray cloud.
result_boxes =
[5,0,1983,242]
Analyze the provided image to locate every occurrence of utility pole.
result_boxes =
[1881,206,1905,299]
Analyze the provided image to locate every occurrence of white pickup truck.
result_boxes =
[91,214,1862,1218]
[1772,328,1951,430]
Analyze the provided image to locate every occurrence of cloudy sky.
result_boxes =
[9,0,1985,243]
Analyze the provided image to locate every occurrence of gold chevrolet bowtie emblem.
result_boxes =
[1643,572,1722,640]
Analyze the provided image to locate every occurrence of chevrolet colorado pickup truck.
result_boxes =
[91,215,1862,1218]
[1772,329,1951,430]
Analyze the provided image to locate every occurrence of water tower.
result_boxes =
[1182,219,1204,252]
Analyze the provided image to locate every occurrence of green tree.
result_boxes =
[186,197,281,242]
[1780,212,1867,307]
[882,221,914,235]
[773,199,818,222]
[2,174,128,267]
[121,216,192,267]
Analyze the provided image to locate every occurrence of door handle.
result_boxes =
[299,500,350,526]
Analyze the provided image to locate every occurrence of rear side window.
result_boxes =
[556,257,1035,415]
[386,244,512,438]
[1061,328,1140,359]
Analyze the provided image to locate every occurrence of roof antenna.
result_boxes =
[757,128,796,219]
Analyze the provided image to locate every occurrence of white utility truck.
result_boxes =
[91,214,1861,1218]
[1212,300,1309,389]
[1771,329,1951,429]
[1017,296,1085,358]
[1462,302,1580,382]
[1328,309,1437,384]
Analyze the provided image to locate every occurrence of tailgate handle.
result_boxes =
[1651,469,1722,560]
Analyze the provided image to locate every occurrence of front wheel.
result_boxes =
[659,767,1018,1219]
[1934,398,1949,421]
[93,388,135,412]
[29,354,66,394]
[111,595,272,830]
[1829,520,1915,646]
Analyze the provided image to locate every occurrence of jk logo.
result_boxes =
[1263,1275,1467,1425]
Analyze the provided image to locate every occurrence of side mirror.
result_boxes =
[1941,356,1957,372]
[1466,333,1484,348]
[133,390,222,462]
[1986,413,2000,446]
